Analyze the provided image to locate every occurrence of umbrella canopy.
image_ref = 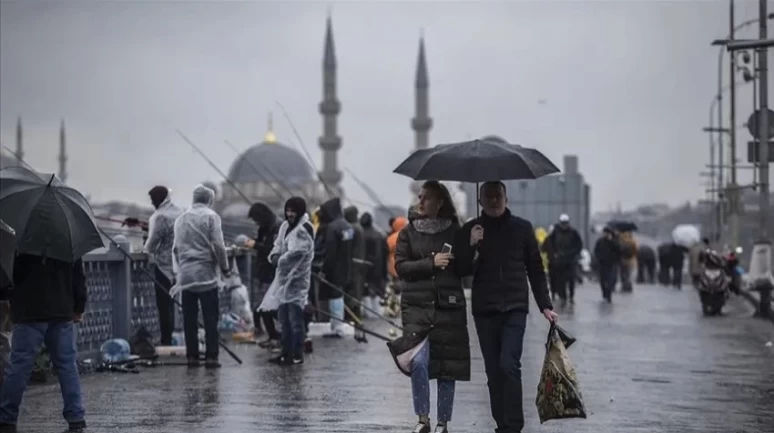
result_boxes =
[0,219,15,289]
[672,224,701,248]
[607,220,638,232]
[393,137,560,182]
[0,166,104,262]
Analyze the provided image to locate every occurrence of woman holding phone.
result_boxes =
[387,181,470,433]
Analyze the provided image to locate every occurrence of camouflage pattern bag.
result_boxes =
[536,323,587,423]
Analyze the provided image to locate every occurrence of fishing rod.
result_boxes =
[8,156,244,365]
[223,140,287,201]
[313,273,403,331]
[176,130,252,204]
[344,167,397,217]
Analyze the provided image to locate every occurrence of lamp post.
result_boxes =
[711,10,774,247]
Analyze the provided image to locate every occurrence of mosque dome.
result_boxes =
[480,135,509,144]
[227,125,313,185]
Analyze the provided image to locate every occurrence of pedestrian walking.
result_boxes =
[456,181,557,433]
[636,244,656,284]
[545,214,583,306]
[143,185,183,346]
[618,231,638,292]
[387,181,470,433]
[267,197,315,366]
[171,184,230,368]
[245,202,282,348]
[594,227,622,302]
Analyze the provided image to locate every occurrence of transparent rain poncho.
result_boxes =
[171,185,229,294]
[144,194,183,281]
[262,213,315,309]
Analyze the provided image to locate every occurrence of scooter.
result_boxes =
[698,251,730,316]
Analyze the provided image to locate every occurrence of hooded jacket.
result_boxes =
[172,185,230,293]
[313,198,354,300]
[248,202,281,284]
[387,217,409,279]
[360,212,389,295]
[144,194,184,281]
[267,213,315,307]
[546,224,584,267]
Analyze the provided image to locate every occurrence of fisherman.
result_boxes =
[143,186,183,346]
[245,202,282,348]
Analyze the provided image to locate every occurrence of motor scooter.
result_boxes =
[698,251,730,316]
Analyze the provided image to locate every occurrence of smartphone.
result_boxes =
[441,243,453,255]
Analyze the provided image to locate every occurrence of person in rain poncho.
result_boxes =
[172,184,229,368]
[313,197,354,338]
[617,231,638,292]
[387,181,470,433]
[267,197,315,365]
[143,186,183,346]
[387,216,409,281]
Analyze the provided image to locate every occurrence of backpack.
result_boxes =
[129,327,157,358]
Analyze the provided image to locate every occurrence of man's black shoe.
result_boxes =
[0,422,16,433]
[204,359,221,369]
[292,356,304,365]
[269,355,291,365]
[68,420,87,432]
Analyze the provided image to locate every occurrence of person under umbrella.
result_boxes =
[0,166,103,433]
[0,220,15,293]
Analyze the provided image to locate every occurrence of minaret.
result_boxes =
[410,35,433,197]
[264,112,277,143]
[318,15,343,191]
[15,117,23,162]
[58,119,68,183]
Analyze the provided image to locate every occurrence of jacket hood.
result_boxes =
[391,216,408,232]
[407,205,421,222]
[360,212,373,229]
[319,197,343,224]
[192,184,215,207]
[248,202,275,226]
[343,206,359,224]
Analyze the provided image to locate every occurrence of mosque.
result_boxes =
[1,16,432,233]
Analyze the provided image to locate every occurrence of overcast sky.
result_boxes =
[1,0,770,213]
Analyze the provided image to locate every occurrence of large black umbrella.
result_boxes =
[0,219,15,289]
[607,220,638,232]
[0,166,103,262]
[393,137,560,182]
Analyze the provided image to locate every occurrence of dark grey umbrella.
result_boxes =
[0,166,103,262]
[0,219,15,289]
[393,137,560,182]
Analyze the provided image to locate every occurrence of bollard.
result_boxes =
[109,235,133,340]
[758,280,773,319]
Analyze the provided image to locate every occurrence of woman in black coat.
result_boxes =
[387,181,470,433]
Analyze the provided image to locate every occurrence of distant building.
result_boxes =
[460,149,592,246]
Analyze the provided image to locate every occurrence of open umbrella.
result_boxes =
[0,166,103,262]
[607,220,638,232]
[672,224,701,248]
[0,219,15,289]
[393,137,560,182]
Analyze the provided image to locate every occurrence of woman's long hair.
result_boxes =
[421,180,460,224]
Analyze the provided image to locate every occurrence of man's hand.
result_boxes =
[542,308,558,323]
[245,238,256,248]
[73,313,84,323]
[470,225,484,246]
[433,253,453,268]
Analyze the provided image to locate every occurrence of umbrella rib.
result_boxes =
[50,189,75,259]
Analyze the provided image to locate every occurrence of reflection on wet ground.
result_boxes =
[20,284,774,432]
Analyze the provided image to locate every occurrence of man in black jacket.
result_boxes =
[359,212,389,319]
[0,254,87,432]
[343,206,366,322]
[246,202,281,346]
[594,227,621,302]
[313,198,354,338]
[545,214,583,306]
[456,181,557,433]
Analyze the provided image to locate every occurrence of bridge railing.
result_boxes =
[78,239,255,360]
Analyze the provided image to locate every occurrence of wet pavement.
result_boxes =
[19,283,774,433]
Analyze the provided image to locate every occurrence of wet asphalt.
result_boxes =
[19,283,774,433]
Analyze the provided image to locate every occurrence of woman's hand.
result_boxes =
[433,252,453,268]
[470,225,484,246]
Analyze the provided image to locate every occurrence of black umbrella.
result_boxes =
[393,137,560,182]
[607,220,638,232]
[0,166,103,262]
[0,219,15,289]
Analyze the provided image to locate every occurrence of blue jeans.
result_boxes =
[411,342,456,422]
[0,322,84,425]
[474,311,527,433]
[277,303,304,358]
